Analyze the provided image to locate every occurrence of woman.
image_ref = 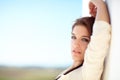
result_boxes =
[55,0,111,80]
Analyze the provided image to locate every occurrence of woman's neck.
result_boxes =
[72,61,83,68]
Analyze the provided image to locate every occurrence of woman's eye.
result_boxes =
[71,35,76,39]
[81,38,89,42]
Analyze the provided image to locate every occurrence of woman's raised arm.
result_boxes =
[82,0,111,80]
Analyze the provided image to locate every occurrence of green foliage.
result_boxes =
[0,67,64,80]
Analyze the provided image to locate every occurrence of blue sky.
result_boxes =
[0,0,82,67]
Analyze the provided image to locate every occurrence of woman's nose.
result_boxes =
[73,40,81,48]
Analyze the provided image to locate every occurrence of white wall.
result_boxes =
[82,0,120,79]
[103,0,120,80]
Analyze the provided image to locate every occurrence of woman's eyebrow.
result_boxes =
[71,32,75,35]
[82,36,90,38]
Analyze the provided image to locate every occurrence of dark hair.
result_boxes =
[72,16,95,35]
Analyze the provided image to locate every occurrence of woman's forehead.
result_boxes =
[72,25,90,37]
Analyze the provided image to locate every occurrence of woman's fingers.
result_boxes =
[89,1,97,17]
[90,0,104,8]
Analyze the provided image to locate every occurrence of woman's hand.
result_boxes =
[89,1,97,17]
[89,0,104,17]
[89,0,110,23]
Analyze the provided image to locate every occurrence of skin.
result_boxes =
[71,25,91,68]
[89,0,110,23]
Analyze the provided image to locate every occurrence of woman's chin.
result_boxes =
[72,57,82,62]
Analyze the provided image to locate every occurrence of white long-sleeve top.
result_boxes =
[56,21,111,80]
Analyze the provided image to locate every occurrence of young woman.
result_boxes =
[55,0,111,80]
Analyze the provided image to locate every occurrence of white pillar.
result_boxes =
[82,0,90,17]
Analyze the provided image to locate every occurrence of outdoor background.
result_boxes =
[0,0,82,80]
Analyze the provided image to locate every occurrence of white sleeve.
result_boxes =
[82,21,111,80]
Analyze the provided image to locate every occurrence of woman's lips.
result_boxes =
[72,50,81,55]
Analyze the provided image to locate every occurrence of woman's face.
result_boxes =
[71,25,90,63]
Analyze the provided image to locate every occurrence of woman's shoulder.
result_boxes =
[55,65,83,80]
